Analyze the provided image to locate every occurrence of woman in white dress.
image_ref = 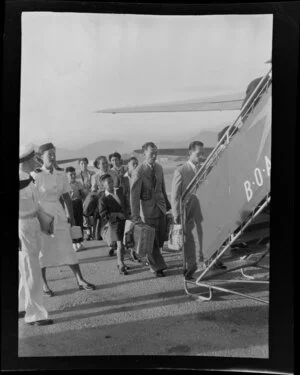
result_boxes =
[34,143,95,296]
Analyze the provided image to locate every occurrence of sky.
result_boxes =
[20,12,272,149]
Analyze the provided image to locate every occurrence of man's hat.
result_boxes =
[19,144,35,163]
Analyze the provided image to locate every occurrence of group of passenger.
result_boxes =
[19,139,213,326]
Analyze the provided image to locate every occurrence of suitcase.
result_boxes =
[168,224,183,251]
[123,220,155,256]
[133,223,155,257]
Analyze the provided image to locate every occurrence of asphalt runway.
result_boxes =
[19,240,269,357]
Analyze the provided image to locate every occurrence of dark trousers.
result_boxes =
[72,199,84,243]
[143,215,167,272]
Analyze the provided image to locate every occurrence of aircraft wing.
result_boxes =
[97,92,245,114]
[56,158,81,165]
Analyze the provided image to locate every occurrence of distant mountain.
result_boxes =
[55,124,230,161]
[55,140,136,161]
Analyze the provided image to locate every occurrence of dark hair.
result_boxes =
[100,173,113,182]
[78,157,88,164]
[142,142,157,152]
[108,152,121,162]
[38,142,55,155]
[66,166,75,173]
[128,156,138,164]
[188,141,204,151]
[93,156,108,169]
[218,126,238,142]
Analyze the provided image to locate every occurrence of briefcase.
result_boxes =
[168,224,183,251]
[37,209,54,235]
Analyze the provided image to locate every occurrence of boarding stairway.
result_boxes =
[180,69,272,303]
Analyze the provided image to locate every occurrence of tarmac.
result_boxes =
[18,240,269,357]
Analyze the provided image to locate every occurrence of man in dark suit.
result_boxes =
[130,142,171,277]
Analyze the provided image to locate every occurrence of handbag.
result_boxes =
[70,226,83,240]
[168,224,183,251]
[37,209,54,235]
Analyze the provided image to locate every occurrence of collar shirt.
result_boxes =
[34,166,71,202]
[146,161,156,170]
[188,160,200,174]
[69,181,84,200]
[78,169,94,191]
[19,170,39,217]
[105,189,121,206]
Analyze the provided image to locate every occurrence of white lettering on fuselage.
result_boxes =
[244,155,271,202]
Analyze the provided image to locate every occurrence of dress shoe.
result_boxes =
[155,270,165,277]
[212,261,227,270]
[108,248,115,257]
[27,319,54,326]
[184,274,195,281]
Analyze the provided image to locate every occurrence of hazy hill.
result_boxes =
[56,140,135,161]
[55,125,230,160]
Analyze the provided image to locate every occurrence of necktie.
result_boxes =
[151,166,156,189]
[19,175,34,190]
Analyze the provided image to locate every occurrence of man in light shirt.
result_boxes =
[19,144,53,326]
[171,141,206,280]
[171,141,226,280]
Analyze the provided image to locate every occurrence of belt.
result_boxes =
[19,211,37,220]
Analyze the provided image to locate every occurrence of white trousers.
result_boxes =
[19,217,48,323]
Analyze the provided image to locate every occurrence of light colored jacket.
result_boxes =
[130,161,170,220]
[171,161,197,220]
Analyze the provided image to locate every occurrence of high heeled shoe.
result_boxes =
[43,288,55,297]
[78,282,96,291]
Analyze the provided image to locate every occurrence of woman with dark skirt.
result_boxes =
[77,158,94,240]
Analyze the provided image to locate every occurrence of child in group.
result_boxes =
[98,173,129,275]
[124,157,141,262]
[66,166,86,251]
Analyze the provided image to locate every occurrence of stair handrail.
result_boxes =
[181,68,272,205]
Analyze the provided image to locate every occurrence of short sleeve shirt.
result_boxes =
[34,167,71,202]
